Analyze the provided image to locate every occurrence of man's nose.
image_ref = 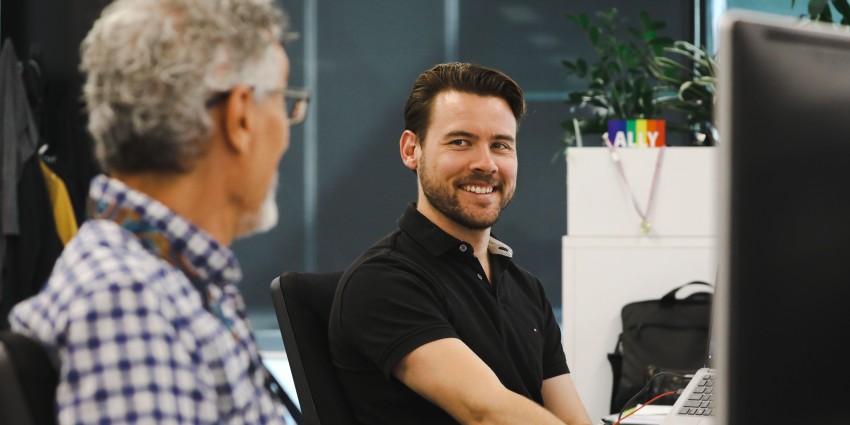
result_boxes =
[469,146,497,174]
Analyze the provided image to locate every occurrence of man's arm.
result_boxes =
[541,374,593,425]
[393,337,569,425]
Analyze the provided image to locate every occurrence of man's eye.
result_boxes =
[449,139,469,146]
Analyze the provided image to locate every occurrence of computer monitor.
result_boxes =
[716,9,850,424]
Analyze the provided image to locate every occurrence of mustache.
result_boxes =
[456,172,500,186]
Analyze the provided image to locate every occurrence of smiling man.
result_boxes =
[329,63,592,425]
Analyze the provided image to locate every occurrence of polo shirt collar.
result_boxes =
[398,202,513,258]
[488,237,513,258]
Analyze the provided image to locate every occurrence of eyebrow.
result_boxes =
[444,130,516,144]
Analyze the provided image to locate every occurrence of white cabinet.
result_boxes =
[561,147,717,420]
[566,147,716,237]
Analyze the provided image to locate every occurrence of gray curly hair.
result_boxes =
[81,0,289,173]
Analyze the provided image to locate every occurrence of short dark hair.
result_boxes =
[403,62,526,142]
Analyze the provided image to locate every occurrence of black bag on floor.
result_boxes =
[607,281,713,414]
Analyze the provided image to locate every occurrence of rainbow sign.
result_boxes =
[606,119,666,148]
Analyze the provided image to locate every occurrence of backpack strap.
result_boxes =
[660,281,713,305]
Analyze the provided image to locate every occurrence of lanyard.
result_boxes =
[602,140,666,234]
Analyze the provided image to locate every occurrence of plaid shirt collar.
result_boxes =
[88,174,242,288]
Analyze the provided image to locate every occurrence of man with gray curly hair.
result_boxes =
[8,0,308,423]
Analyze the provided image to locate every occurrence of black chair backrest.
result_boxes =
[271,271,360,425]
[0,330,58,425]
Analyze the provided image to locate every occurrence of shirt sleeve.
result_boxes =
[336,259,458,378]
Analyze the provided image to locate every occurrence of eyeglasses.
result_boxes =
[270,87,310,126]
[205,86,311,126]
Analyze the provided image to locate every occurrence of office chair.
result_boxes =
[0,330,58,425]
[271,271,361,425]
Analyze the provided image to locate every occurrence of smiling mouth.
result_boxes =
[461,185,495,194]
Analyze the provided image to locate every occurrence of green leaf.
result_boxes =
[649,20,667,31]
[577,59,588,75]
[589,27,600,44]
[810,0,833,21]
[567,13,588,30]
[832,0,850,20]
[599,7,618,22]
[589,79,605,90]
[639,11,651,28]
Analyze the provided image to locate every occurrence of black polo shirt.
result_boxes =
[328,203,569,425]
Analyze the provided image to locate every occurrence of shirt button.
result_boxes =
[459,244,467,252]
[477,274,483,280]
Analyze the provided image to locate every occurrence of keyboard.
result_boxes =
[676,370,716,417]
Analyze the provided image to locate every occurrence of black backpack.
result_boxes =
[607,281,713,414]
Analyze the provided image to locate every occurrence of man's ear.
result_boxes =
[222,86,254,154]
[400,130,420,172]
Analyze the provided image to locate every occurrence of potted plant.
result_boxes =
[650,40,718,146]
[560,8,718,150]
[560,8,673,148]
[794,0,850,24]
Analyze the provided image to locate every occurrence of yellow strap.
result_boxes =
[38,159,78,245]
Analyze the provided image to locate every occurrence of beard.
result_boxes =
[418,156,514,230]
[235,172,279,239]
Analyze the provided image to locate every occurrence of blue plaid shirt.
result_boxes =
[10,175,294,425]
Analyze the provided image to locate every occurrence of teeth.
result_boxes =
[462,185,493,194]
